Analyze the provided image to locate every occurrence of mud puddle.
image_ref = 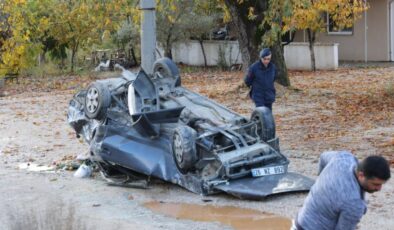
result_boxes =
[144,201,291,230]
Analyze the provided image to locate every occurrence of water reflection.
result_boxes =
[144,201,291,230]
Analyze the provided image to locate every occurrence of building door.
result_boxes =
[391,1,394,61]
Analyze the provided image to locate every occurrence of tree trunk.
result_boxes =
[38,52,46,66]
[71,50,75,72]
[198,39,207,67]
[164,35,172,59]
[223,0,262,70]
[164,25,174,59]
[223,0,290,86]
[70,42,79,72]
[164,48,172,59]
[60,58,65,70]
[307,29,316,71]
[131,46,138,66]
[271,39,290,86]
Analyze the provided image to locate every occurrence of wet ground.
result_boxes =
[144,201,291,230]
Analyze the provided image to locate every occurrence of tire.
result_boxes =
[153,57,181,87]
[84,82,111,120]
[172,125,198,174]
[251,106,275,142]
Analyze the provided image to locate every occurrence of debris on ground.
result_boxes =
[73,164,92,178]
[18,162,54,172]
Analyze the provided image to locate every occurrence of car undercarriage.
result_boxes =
[67,58,313,199]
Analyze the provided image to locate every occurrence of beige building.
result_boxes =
[293,0,394,61]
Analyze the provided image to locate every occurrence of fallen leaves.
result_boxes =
[381,138,394,147]
[2,74,97,96]
[181,67,394,164]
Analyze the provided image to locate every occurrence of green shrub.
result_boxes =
[385,81,394,97]
[22,62,65,78]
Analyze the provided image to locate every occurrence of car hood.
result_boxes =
[214,172,314,200]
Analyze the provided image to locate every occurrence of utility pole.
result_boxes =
[140,0,156,75]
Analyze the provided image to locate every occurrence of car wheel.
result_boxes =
[251,106,275,142]
[84,82,111,120]
[172,125,198,173]
[153,57,181,87]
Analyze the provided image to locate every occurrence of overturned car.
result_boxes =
[67,58,313,199]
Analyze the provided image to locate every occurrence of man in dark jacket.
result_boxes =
[244,48,276,110]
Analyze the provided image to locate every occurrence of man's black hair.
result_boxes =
[358,155,391,180]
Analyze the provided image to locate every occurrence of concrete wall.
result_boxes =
[160,40,338,70]
[293,0,390,61]
[284,43,339,70]
[158,40,242,66]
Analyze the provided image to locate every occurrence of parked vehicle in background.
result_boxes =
[92,48,137,71]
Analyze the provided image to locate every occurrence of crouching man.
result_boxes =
[292,151,391,230]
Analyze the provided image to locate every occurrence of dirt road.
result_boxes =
[0,67,393,229]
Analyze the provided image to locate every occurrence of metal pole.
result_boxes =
[140,0,156,75]
[389,1,394,61]
[364,0,368,63]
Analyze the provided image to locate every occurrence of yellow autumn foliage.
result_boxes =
[0,0,137,75]
[283,0,369,33]
[0,0,33,76]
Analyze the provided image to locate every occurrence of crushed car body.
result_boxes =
[67,58,313,200]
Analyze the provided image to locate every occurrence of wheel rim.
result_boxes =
[86,87,99,113]
[252,115,262,133]
[173,133,183,164]
[157,67,168,78]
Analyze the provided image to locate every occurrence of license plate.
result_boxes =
[251,165,285,177]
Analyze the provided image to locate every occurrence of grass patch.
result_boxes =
[384,81,394,97]
[21,62,66,78]
[6,201,87,230]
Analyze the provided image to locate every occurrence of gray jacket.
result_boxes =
[296,151,367,230]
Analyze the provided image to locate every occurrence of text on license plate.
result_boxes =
[251,165,285,177]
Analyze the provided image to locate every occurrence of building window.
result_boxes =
[326,14,353,35]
